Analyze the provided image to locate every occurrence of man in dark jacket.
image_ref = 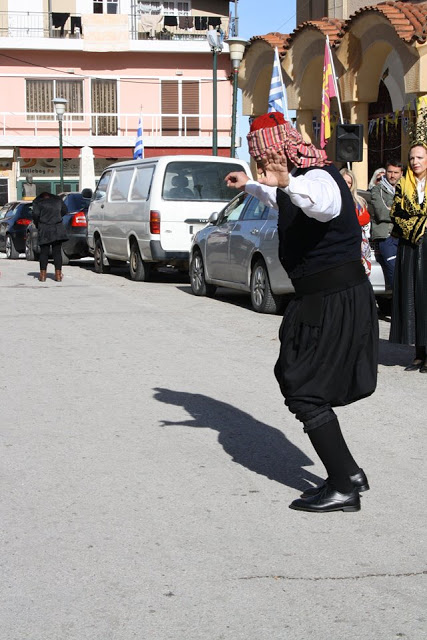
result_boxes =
[32,192,68,282]
[370,159,403,289]
[225,112,378,513]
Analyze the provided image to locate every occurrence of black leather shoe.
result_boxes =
[419,363,427,373]
[290,485,361,513]
[301,469,369,498]
[404,360,423,371]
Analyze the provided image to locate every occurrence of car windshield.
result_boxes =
[162,161,246,202]
[64,193,90,212]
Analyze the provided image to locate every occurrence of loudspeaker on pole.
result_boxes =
[335,124,364,163]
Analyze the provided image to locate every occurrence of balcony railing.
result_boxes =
[0,12,82,39]
[0,11,229,41]
[0,112,233,139]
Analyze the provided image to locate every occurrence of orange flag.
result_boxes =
[320,39,337,149]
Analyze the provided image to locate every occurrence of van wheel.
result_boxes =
[94,238,110,274]
[250,259,280,314]
[129,243,151,281]
[190,250,216,297]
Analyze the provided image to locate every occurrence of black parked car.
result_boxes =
[25,189,93,264]
[0,201,33,259]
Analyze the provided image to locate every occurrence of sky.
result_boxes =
[234,0,297,161]
[237,0,297,41]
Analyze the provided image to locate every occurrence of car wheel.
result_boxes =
[61,247,70,266]
[250,259,281,314]
[94,238,110,274]
[5,235,19,260]
[129,242,151,281]
[190,250,216,297]
[25,233,35,261]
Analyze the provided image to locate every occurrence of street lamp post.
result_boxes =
[52,97,67,193]
[207,28,223,156]
[226,37,249,158]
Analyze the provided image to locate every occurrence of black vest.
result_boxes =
[276,164,362,280]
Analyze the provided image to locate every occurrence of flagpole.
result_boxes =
[325,36,351,167]
[326,36,343,125]
[275,47,289,121]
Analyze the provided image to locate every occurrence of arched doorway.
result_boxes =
[368,80,401,177]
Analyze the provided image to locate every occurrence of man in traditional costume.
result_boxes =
[225,112,378,513]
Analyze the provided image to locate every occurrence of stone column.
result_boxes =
[79,146,96,192]
[297,109,313,143]
[348,101,369,190]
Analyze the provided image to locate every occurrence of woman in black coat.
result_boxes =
[32,192,68,282]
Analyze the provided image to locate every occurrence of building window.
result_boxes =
[161,80,199,136]
[91,79,118,135]
[26,79,83,121]
[93,0,119,14]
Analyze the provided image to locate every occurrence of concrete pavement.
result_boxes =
[0,257,425,640]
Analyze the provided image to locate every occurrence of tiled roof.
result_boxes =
[350,1,427,43]
[286,18,345,48]
[250,1,427,54]
[250,32,291,53]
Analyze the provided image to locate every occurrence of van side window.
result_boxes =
[94,171,112,200]
[110,169,134,202]
[130,166,154,201]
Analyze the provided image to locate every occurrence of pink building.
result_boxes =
[0,0,238,201]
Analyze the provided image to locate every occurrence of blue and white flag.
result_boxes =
[133,115,144,159]
[268,47,289,119]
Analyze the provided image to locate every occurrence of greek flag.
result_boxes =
[268,47,289,119]
[133,115,144,159]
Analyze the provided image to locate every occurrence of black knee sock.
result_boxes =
[307,418,360,493]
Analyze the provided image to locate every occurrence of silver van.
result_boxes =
[87,155,252,281]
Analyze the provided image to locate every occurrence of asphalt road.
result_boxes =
[1,256,425,640]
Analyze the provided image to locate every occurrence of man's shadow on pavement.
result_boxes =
[153,387,323,493]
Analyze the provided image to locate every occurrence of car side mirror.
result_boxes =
[208,211,219,224]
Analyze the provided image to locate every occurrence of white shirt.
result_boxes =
[244,169,342,222]
[416,177,426,204]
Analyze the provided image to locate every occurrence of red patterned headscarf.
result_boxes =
[247,112,330,168]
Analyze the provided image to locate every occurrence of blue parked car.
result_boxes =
[25,189,93,264]
[0,201,33,259]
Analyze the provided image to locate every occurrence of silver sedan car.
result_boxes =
[189,191,387,314]
[189,192,291,314]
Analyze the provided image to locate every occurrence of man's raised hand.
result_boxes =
[257,149,290,188]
